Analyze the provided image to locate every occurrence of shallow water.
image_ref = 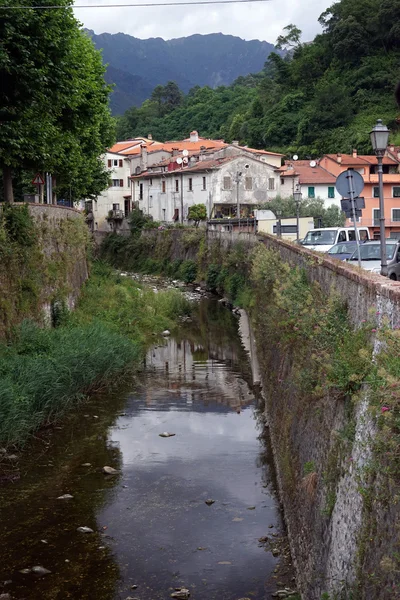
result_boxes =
[0,299,294,599]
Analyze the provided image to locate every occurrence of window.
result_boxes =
[173,208,179,222]
[107,159,112,168]
[149,195,153,208]
[281,178,284,185]
[162,209,166,221]
[112,203,120,211]
[175,179,179,192]
[338,231,346,242]
[162,180,166,193]
[268,178,275,191]
[202,177,206,190]
[111,179,123,187]
[139,183,143,200]
[394,187,400,198]
[223,176,231,190]
[119,159,123,168]
[392,209,400,222]
[373,187,379,198]
[127,178,130,188]
[373,209,380,225]
[308,186,315,199]
[188,178,193,191]
[328,187,335,199]
[113,159,118,167]
[245,177,253,190]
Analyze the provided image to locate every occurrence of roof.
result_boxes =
[239,146,285,157]
[279,160,336,184]
[132,156,237,179]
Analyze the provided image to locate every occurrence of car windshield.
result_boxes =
[303,230,337,245]
[349,243,397,261]
[328,242,355,255]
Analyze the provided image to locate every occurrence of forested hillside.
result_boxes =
[117,0,400,157]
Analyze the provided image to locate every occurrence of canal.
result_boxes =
[0,298,295,599]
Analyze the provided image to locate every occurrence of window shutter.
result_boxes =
[119,159,123,167]
[108,159,112,168]
[119,179,123,187]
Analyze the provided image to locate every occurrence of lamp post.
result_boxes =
[370,119,390,276]
[235,171,242,230]
[293,184,302,242]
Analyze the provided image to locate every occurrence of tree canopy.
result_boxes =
[116,0,400,157]
[0,0,114,202]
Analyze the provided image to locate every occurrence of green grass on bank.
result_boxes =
[0,262,191,445]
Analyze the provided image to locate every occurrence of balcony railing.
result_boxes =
[107,209,125,220]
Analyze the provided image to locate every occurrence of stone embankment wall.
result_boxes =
[0,204,89,337]
[209,231,400,600]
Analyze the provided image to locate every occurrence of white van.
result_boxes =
[301,227,370,252]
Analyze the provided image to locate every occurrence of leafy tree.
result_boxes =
[261,196,345,227]
[0,0,114,203]
[188,203,207,227]
[275,24,302,51]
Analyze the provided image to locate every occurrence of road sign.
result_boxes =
[32,173,45,185]
[341,197,365,212]
[336,169,364,198]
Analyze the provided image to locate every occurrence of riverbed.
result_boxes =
[0,297,295,599]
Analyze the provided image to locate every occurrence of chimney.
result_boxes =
[232,140,239,146]
[352,149,357,158]
[172,147,179,157]
[140,144,148,172]
[190,130,199,143]
[148,133,152,140]
[337,153,342,164]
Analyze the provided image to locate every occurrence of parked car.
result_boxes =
[326,241,362,261]
[347,240,400,279]
[301,227,370,252]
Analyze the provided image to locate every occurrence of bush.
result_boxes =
[179,260,197,283]
[206,263,221,291]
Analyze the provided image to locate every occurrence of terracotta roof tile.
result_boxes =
[281,160,336,184]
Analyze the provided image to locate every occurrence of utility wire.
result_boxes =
[1,0,273,8]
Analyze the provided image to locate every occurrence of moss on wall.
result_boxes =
[0,204,89,339]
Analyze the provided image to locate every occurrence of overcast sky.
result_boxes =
[75,0,333,43]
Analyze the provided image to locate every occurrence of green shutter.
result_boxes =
[308,187,315,198]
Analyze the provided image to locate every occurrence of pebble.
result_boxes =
[247,506,256,510]
[81,463,91,467]
[19,569,31,574]
[102,466,119,475]
[77,526,94,534]
[57,494,74,500]
[159,432,176,438]
[31,566,51,576]
[171,589,190,599]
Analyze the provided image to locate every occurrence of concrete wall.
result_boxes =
[0,204,89,336]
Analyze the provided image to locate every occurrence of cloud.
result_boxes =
[75,0,333,43]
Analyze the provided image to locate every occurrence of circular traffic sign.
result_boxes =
[335,169,364,197]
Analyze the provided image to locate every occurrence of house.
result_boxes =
[320,150,400,238]
[131,142,283,223]
[278,160,339,207]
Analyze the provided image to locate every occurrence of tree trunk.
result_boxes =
[2,164,14,203]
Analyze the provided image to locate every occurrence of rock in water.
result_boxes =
[171,589,190,599]
[205,499,215,506]
[159,432,176,438]
[77,526,94,534]
[102,466,119,475]
[31,566,51,576]
[57,494,74,500]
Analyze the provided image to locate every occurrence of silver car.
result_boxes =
[347,240,400,279]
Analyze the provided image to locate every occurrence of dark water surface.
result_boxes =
[0,300,293,600]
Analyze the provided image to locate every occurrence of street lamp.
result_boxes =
[293,184,302,242]
[370,119,390,276]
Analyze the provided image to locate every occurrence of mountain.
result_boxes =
[87,31,276,114]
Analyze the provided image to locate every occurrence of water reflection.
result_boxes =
[0,299,289,600]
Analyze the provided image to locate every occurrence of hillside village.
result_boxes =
[89,130,400,239]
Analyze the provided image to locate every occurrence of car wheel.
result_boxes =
[390,273,397,280]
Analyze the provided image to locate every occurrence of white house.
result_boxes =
[133,151,282,223]
[91,132,284,229]
[278,160,340,208]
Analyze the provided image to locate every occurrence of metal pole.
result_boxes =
[296,200,300,242]
[180,171,184,224]
[377,155,387,276]
[236,175,240,232]
[347,169,361,269]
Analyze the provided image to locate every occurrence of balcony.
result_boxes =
[107,209,125,220]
